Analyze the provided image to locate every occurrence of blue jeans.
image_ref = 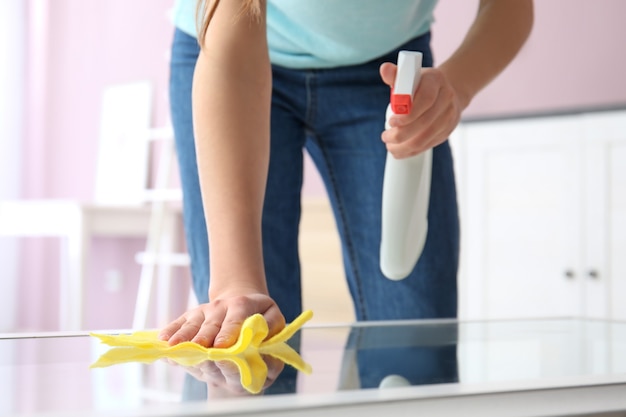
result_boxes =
[169,29,459,323]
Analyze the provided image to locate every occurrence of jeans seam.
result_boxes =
[305,72,368,321]
[320,144,368,321]
[304,71,316,129]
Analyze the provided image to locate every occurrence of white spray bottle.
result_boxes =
[380,50,432,280]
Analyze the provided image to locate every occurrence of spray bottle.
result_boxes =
[380,51,432,280]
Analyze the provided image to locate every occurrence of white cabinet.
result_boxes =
[451,110,626,320]
[582,112,626,319]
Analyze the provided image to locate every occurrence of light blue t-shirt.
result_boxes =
[172,0,437,69]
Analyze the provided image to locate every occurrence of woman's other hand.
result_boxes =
[379,63,463,159]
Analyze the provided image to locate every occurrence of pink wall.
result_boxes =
[13,0,626,331]
[432,0,626,118]
[24,0,173,200]
[18,0,180,331]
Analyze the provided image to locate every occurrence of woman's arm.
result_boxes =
[381,0,534,157]
[160,0,285,348]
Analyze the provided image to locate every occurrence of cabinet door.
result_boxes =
[584,111,626,319]
[459,116,584,320]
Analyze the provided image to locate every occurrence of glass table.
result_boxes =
[3,318,626,416]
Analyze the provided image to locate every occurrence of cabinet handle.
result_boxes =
[588,269,599,279]
[564,269,575,279]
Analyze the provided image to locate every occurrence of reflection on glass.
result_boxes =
[6,318,626,415]
[339,321,459,389]
[181,354,287,398]
[90,311,313,394]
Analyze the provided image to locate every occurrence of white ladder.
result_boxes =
[132,126,192,329]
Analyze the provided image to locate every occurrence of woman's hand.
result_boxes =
[379,63,463,159]
[158,292,285,348]
[379,0,534,160]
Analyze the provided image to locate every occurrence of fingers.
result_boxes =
[159,309,203,345]
[159,294,286,349]
[384,103,449,158]
[212,297,254,348]
[158,304,226,347]
[212,296,285,348]
[264,304,286,339]
[379,62,397,88]
[389,70,445,127]
[381,68,461,158]
[191,315,224,347]
[380,63,443,123]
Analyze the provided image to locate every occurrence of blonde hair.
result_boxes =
[196,0,262,46]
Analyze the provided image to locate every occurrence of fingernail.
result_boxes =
[213,335,233,348]
[192,335,209,346]
[213,337,226,348]
[389,117,400,127]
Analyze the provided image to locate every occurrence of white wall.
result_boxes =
[0,0,25,332]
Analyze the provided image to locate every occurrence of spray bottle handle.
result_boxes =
[380,50,431,281]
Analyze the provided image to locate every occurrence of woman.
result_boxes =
[160,0,534,348]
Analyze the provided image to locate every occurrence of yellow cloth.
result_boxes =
[90,310,313,394]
